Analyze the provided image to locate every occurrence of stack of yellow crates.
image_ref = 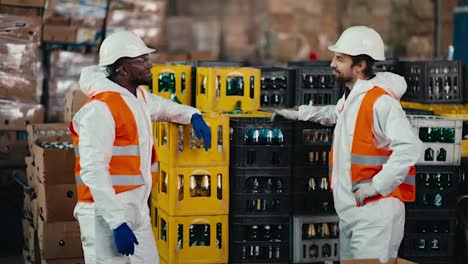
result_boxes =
[151,112,230,264]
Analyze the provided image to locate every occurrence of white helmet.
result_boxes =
[98,30,155,66]
[328,26,385,61]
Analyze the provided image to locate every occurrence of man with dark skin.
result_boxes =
[70,30,211,263]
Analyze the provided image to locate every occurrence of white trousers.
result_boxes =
[339,198,405,262]
[76,210,159,264]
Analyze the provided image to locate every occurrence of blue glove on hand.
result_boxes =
[113,223,139,256]
[191,113,211,151]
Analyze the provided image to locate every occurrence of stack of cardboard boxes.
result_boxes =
[43,0,108,45]
[47,51,95,122]
[24,123,84,263]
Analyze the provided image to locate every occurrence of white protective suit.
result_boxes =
[72,65,200,263]
[297,72,423,262]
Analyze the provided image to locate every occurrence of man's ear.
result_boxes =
[117,65,128,76]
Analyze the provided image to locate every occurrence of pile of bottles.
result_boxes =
[306,177,330,192]
[39,141,74,150]
[414,221,451,234]
[424,147,447,162]
[308,150,329,165]
[419,127,455,143]
[302,223,339,240]
[302,74,335,89]
[158,73,176,93]
[243,128,285,145]
[301,93,335,106]
[302,129,333,144]
[303,243,337,259]
[415,238,443,251]
[261,76,287,90]
[161,222,223,250]
[34,129,70,137]
[241,224,284,260]
[427,76,459,100]
[246,198,281,213]
[163,173,223,200]
[416,192,445,208]
[417,172,452,190]
[261,93,286,106]
[246,177,283,193]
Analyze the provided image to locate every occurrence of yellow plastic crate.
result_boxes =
[154,112,229,167]
[195,67,261,113]
[155,209,229,264]
[160,258,168,264]
[151,65,192,105]
[401,101,468,114]
[156,162,229,216]
[150,197,158,242]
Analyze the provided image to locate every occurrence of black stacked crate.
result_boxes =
[292,121,334,215]
[401,165,463,264]
[229,117,293,264]
[401,60,465,104]
[291,121,337,263]
[292,66,343,106]
[373,58,401,74]
[258,67,295,110]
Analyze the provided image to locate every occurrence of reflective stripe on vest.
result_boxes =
[74,145,140,157]
[69,91,159,203]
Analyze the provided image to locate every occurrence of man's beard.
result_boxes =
[336,75,353,84]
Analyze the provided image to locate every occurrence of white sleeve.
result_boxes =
[146,91,201,124]
[297,98,344,126]
[371,95,423,196]
[72,101,126,229]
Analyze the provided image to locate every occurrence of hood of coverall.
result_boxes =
[354,71,407,100]
[79,65,124,97]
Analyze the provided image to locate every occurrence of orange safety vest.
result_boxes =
[69,90,159,203]
[328,86,416,205]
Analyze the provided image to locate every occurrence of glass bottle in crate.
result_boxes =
[216,174,222,200]
[264,225,271,241]
[322,244,331,257]
[178,175,184,201]
[216,223,222,249]
[177,224,183,250]
[198,175,211,197]
[309,244,318,258]
[178,126,184,152]
[190,176,198,197]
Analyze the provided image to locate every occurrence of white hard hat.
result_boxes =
[328,26,385,61]
[98,30,155,66]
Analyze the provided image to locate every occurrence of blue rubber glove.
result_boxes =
[191,113,211,151]
[113,223,139,256]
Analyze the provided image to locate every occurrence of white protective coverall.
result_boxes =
[72,65,200,263]
[297,72,423,262]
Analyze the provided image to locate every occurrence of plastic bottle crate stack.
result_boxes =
[292,122,335,215]
[400,166,463,263]
[258,67,294,110]
[229,116,293,263]
[293,67,343,106]
[401,60,465,104]
[151,112,230,264]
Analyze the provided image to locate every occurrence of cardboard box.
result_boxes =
[42,25,77,43]
[0,100,44,130]
[37,183,77,222]
[31,136,75,185]
[38,220,83,259]
[0,0,45,7]
[25,156,37,188]
[64,90,88,123]
[22,218,35,252]
[41,258,84,264]
[342,259,418,264]
[27,123,69,153]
